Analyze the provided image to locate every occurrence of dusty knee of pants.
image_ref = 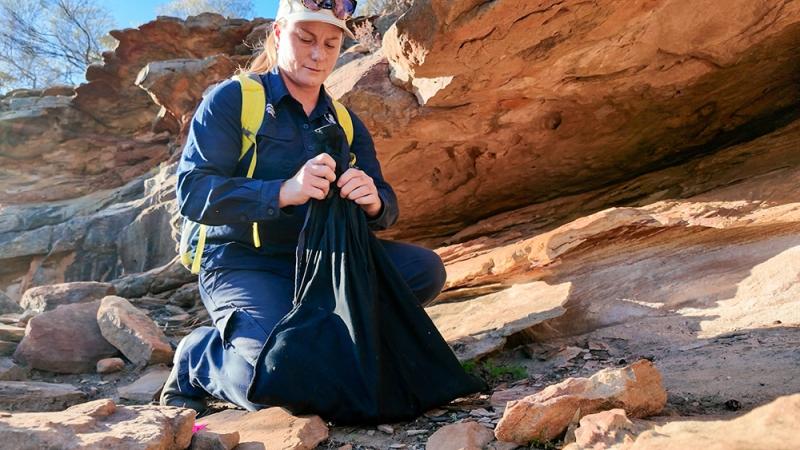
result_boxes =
[218,308,271,366]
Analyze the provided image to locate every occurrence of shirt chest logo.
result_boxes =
[265,103,276,119]
[325,112,336,124]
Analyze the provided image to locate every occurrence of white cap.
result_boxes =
[276,0,356,39]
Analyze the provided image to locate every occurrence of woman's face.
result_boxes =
[275,20,343,92]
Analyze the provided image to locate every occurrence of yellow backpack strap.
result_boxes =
[233,73,266,248]
[190,224,207,274]
[234,73,267,175]
[331,99,354,146]
[190,74,267,274]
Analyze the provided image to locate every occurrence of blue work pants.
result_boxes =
[172,239,447,410]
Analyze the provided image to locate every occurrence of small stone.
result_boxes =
[118,366,170,403]
[407,429,428,436]
[426,421,494,450]
[190,429,239,450]
[389,444,406,448]
[367,429,375,435]
[490,384,540,408]
[424,408,447,417]
[0,357,29,381]
[378,424,394,434]
[469,407,494,417]
[96,357,125,374]
[336,445,353,450]
[587,341,610,351]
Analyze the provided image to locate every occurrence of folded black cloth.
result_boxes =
[246,124,487,425]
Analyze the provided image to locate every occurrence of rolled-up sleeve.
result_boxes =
[347,110,399,231]
[176,79,289,225]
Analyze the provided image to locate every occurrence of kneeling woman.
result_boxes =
[161,0,447,414]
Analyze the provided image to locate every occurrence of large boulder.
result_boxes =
[97,296,173,366]
[13,300,119,373]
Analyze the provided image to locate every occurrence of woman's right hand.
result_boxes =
[279,153,337,207]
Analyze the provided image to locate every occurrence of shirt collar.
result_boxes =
[262,68,335,121]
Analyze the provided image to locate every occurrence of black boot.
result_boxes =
[159,336,208,415]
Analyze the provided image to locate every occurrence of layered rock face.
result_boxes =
[0,13,268,205]
[339,0,800,241]
[0,15,271,300]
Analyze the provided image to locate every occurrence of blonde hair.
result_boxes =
[237,19,286,75]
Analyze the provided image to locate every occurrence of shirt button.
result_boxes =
[302,124,309,130]
[267,207,275,215]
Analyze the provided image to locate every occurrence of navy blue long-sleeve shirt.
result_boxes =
[176,68,399,277]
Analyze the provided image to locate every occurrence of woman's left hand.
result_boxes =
[337,168,382,217]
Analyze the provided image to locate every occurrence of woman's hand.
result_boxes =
[279,153,336,207]
[337,167,382,217]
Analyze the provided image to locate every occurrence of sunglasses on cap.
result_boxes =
[302,0,358,20]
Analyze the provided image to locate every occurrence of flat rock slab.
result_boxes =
[564,394,800,450]
[0,398,194,449]
[625,394,800,450]
[199,407,329,450]
[426,281,569,361]
[0,324,24,343]
[97,296,173,366]
[19,281,115,313]
[0,381,86,412]
[13,300,119,373]
[118,366,171,403]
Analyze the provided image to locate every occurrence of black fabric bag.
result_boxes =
[246,124,487,425]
